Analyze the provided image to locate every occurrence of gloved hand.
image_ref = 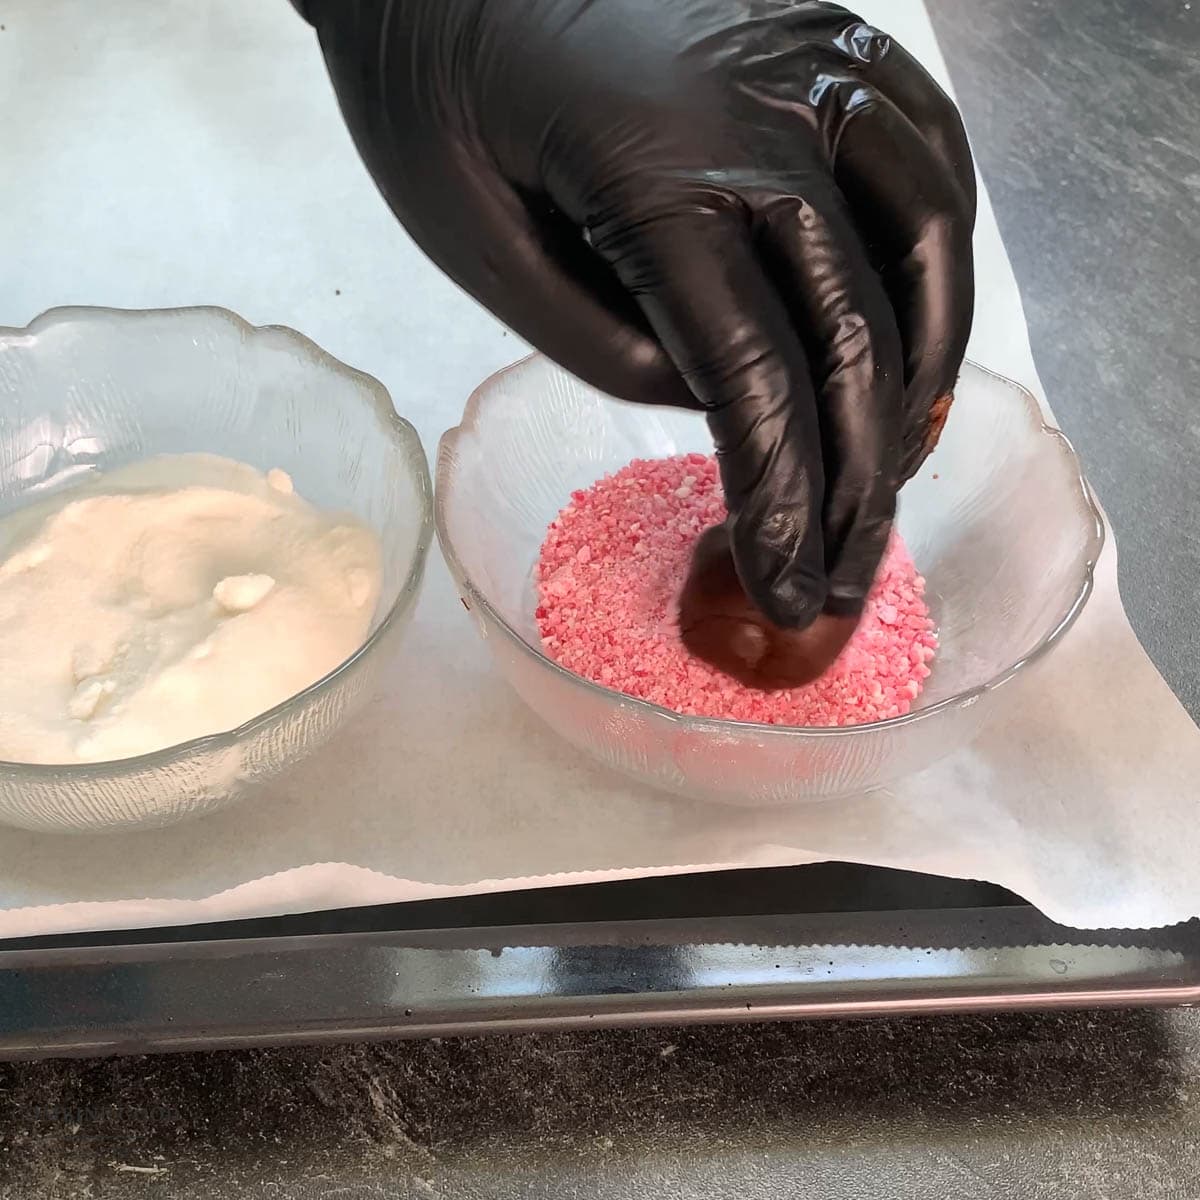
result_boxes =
[298,0,976,680]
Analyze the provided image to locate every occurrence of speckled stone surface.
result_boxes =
[1,1,1198,1197]
[928,0,1200,717]
[4,1011,1200,1197]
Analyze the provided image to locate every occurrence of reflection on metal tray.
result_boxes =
[0,863,1195,1060]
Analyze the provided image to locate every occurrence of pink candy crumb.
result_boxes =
[535,454,938,728]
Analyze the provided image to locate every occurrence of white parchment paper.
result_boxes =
[0,0,1197,935]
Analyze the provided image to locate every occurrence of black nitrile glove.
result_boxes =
[296,0,975,651]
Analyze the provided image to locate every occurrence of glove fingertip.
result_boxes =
[823,515,895,617]
[821,593,869,619]
[729,529,828,633]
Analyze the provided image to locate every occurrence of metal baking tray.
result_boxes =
[0,862,1195,1060]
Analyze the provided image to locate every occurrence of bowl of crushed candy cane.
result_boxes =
[436,356,1103,806]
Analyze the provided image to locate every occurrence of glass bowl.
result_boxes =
[437,355,1104,806]
[0,306,432,833]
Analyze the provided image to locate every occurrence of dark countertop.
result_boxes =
[6,1010,1200,1199]
[1,1,1197,1197]
[931,0,1200,717]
